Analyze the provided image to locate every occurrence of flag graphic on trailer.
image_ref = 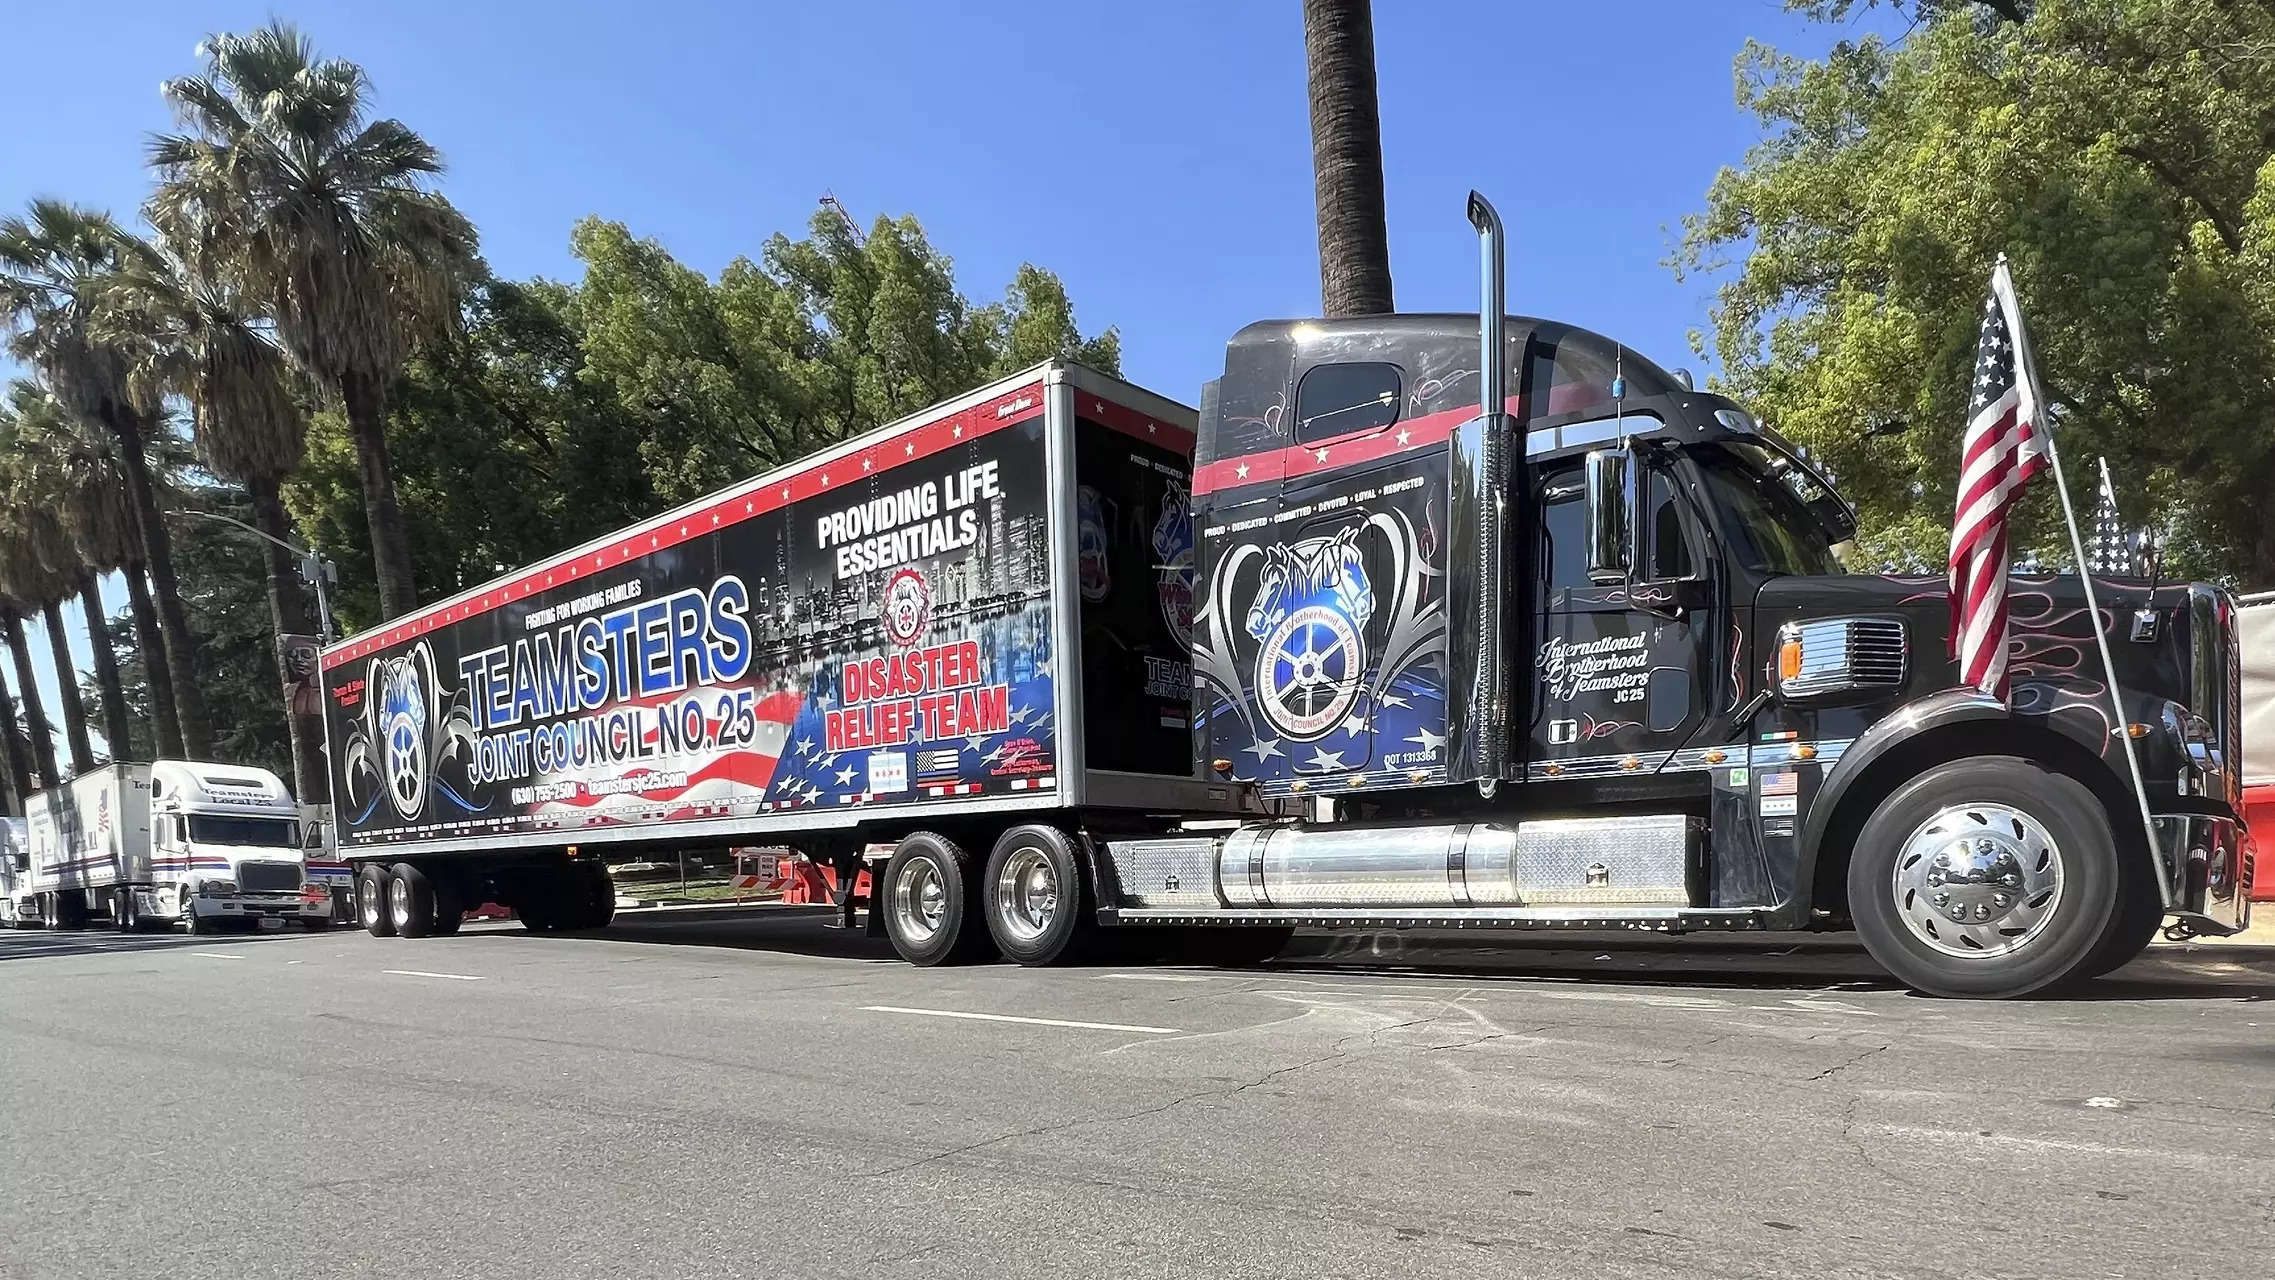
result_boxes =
[1948,260,2049,701]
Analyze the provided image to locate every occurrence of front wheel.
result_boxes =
[1848,756,2116,998]
[180,888,211,936]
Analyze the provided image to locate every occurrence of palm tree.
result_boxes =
[7,380,149,758]
[0,200,213,756]
[0,672,33,809]
[1302,0,1395,317]
[109,238,325,799]
[150,21,479,618]
[0,511,61,790]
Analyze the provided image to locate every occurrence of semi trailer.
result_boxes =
[14,761,333,933]
[322,192,2251,996]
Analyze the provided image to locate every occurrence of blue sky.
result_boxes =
[0,0,1895,762]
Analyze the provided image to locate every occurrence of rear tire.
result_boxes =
[390,863,436,939]
[570,861,615,930]
[431,878,466,936]
[881,831,992,966]
[357,864,396,937]
[983,825,1094,965]
[1848,756,2116,998]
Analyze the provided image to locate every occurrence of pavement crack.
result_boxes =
[1806,1041,1890,1083]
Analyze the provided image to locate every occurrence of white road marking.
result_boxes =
[191,951,247,960]
[861,1006,1180,1035]
[1097,972,1214,983]
[381,969,485,981]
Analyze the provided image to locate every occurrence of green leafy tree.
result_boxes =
[1678,0,2275,583]
[151,21,479,619]
[1,387,108,775]
[574,206,1119,505]
[287,279,661,630]
[0,201,206,753]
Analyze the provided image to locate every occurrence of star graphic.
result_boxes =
[1406,727,1448,754]
[964,733,991,754]
[1037,658,1054,678]
[983,745,1006,764]
[905,441,915,455]
[1243,737,1284,762]
[1314,447,1329,462]
[1396,428,1411,446]
[1341,711,1369,737]
[795,735,814,756]
[1009,704,1034,725]
[1306,747,1346,771]
[952,424,964,438]
[862,458,872,472]
[1380,693,1410,708]
[1236,461,1251,480]
[820,752,838,768]
[833,766,856,786]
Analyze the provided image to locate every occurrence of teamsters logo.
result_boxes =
[380,651,432,819]
[883,567,933,648]
[1241,528,1375,740]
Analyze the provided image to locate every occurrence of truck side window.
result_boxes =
[1295,362,1401,444]
[1539,465,1590,593]
[1647,465,1693,580]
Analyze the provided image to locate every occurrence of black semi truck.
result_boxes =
[320,193,2251,996]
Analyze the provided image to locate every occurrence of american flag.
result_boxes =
[1948,261,2049,700]
[2084,458,2135,577]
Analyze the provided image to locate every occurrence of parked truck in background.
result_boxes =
[15,761,333,933]
[322,193,2250,996]
[0,817,26,927]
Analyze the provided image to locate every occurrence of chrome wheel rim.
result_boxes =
[389,875,411,929]
[992,846,1060,944]
[891,855,947,944]
[1892,803,2063,958]
[359,880,380,928]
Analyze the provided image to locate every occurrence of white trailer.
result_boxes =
[22,762,333,933]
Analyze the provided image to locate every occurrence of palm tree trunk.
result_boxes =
[123,563,184,760]
[249,482,327,803]
[343,370,419,618]
[1,610,58,789]
[105,406,213,756]
[38,599,94,777]
[0,652,32,810]
[1302,0,1395,317]
[78,572,133,761]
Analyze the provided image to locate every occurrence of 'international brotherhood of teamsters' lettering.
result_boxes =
[814,460,1002,579]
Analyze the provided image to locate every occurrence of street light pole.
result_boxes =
[177,510,337,645]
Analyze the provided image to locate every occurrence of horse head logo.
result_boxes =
[1239,524,1376,741]
[1076,485,1112,603]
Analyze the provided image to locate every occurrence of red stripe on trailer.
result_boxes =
[1074,391,1195,453]
[323,380,1047,670]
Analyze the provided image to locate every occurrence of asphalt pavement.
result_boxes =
[1,908,2270,1279]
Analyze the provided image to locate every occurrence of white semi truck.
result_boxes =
[0,817,26,927]
[17,761,334,933]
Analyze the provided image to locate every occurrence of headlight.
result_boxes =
[197,880,238,898]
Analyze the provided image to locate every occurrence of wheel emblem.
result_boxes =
[379,655,429,820]
[1255,605,1362,741]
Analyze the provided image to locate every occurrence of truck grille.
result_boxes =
[236,861,302,894]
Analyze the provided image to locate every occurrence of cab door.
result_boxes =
[1528,448,1715,778]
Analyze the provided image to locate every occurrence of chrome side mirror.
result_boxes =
[1584,445,1635,583]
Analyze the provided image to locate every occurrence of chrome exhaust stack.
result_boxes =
[1444,191,1512,791]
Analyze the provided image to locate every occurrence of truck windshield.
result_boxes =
[1692,443,1843,577]
[188,816,299,847]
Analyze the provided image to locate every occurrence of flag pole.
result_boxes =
[1997,258,2170,911]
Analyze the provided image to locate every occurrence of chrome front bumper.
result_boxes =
[2152,813,2254,936]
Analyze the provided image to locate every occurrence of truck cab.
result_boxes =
[0,817,26,927]
[146,762,328,932]
[1129,196,2250,996]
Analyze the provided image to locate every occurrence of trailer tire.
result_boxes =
[52,891,88,931]
[357,864,396,937]
[882,831,992,966]
[571,862,615,930]
[1848,756,2116,998]
[983,825,1094,965]
[390,863,437,939]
